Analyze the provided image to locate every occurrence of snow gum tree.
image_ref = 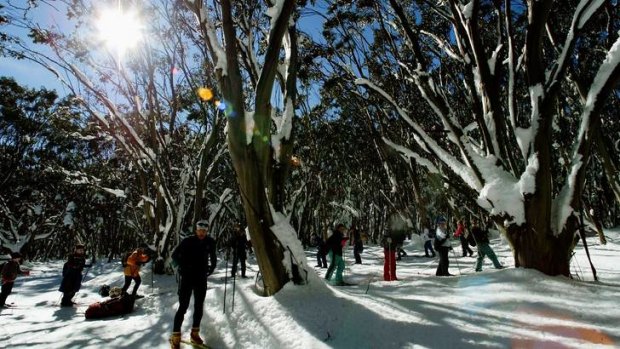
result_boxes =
[324,0,619,276]
[182,0,307,295]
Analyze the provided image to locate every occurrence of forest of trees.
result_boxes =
[1,0,618,295]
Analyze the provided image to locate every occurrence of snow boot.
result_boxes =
[169,332,181,349]
[190,327,204,345]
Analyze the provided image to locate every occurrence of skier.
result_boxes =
[121,244,151,298]
[1,252,29,308]
[324,223,348,285]
[422,225,436,257]
[169,220,217,349]
[382,234,398,281]
[230,223,249,278]
[434,217,454,276]
[349,224,364,264]
[471,219,504,271]
[311,232,327,268]
[454,219,474,257]
[59,244,91,306]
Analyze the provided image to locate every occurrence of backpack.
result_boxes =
[121,251,132,268]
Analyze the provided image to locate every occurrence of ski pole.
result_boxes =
[231,265,236,312]
[450,243,462,275]
[223,248,229,314]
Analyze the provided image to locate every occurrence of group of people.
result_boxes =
[1,218,248,349]
[433,217,504,276]
[314,216,504,283]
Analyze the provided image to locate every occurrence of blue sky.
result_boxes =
[0,2,71,93]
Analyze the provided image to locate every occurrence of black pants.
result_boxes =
[122,275,142,295]
[231,254,246,277]
[316,248,327,267]
[353,245,363,264]
[435,247,451,276]
[61,291,76,305]
[0,282,14,306]
[459,236,473,256]
[424,240,435,257]
[173,275,207,332]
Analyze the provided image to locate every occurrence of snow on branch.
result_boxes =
[355,78,481,190]
[190,0,228,75]
[419,30,463,62]
[546,0,606,93]
[383,137,439,174]
[552,34,620,235]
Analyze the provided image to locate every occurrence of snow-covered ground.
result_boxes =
[1,229,619,349]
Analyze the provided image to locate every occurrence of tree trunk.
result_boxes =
[232,151,289,296]
[505,218,576,277]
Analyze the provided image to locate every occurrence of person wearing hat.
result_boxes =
[59,244,91,306]
[434,217,454,276]
[1,252,29,308]
[169,220,217,349]
[121,244,151,298]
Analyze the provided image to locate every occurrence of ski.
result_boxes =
[330,282,357,286]
[180,339,213,349]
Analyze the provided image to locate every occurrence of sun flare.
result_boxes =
[96,8,143,58]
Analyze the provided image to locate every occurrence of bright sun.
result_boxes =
[96,7,143,58]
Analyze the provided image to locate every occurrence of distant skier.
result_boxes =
[324,223,348,285]
[454,219,474,257]
[1,252,29,308]
[121,244,151,298]
[230,223,249,278]
[311,232,327,268]
[59,244,91,306]
[422,226,436,258]
[169,220,217,349]
[349,224,364,264]
[434,217,453,276]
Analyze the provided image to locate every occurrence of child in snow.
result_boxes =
[1,252,29,308]
[59,244,91,306]
[122,244,151,298]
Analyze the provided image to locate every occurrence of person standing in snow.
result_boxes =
[454,219,474,257]
[230,223,249,278]
[422,225,436,257]
[471,219,504,272]
[382,233,399,281]
[59,244,91,306]
[1,252,29,308]
[349,224,363,264]
[121,244,151,298]
[169,220,217,349]
[434,217,453,276]
[311,232,327,268]
[324,223,348,285]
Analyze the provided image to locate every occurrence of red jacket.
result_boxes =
[454,223,465,238]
